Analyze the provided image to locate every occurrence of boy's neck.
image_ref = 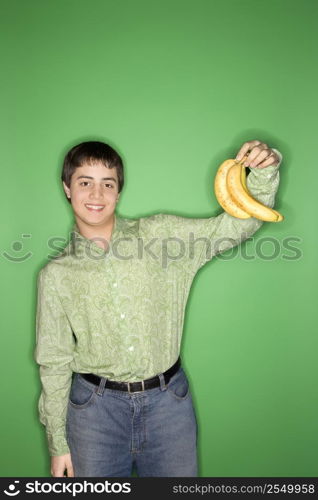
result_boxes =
[75,213,115,250]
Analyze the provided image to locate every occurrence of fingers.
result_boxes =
[248,147,271,167]
[51,466,74,477]
[66,460,75,477]
[235,140,262,162]
[235,140,279,168]
[51,454,74,477]
[254,153,279,169]
[51,466,65,477]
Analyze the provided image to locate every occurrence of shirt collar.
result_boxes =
[69,212,125,257]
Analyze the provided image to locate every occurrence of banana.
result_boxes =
[241,161,248,192]
[227,161,284,222]
[271,209,284,222]
[214,158,251,219]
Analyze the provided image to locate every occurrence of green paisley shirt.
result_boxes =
[35,155,282,456]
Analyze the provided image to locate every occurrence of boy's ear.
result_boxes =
[63,181,71,199]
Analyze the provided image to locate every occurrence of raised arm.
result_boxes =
[149,140,283,274]
[205,140,282,257]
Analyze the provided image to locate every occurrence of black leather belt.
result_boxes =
[79,357,181,393]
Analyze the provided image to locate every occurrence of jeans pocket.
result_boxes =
[167,368,190,400]
[69,374,97,409]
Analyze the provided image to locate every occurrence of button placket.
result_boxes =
[107,244,129,333]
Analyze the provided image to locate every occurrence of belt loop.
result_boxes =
[158,372,167,391]
[97,376,107,396]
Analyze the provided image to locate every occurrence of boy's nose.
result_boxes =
[89,185,103,199]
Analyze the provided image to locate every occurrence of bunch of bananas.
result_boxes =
[214,156,284,222]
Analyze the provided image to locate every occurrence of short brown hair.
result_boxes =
[61,141,124,203]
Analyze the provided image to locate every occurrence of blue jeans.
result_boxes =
[66,365,198,477]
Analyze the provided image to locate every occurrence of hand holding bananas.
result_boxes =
[214,140,284,222]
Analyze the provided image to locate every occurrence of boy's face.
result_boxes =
[63,161,120,229]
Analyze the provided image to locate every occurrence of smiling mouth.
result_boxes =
[85,204,105,212]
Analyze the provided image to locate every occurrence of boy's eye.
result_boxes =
[78,181,115,188]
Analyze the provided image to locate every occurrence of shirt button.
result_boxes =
[128,346,134,352]
[113,282,118,287]
[120,313,125,319]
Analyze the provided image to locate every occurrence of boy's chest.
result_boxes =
[53,235,193,333]
[59,247,174,305]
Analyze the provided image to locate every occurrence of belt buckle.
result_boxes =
[127,380,145,393]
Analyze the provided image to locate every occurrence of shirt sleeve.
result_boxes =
[158,149,282,275]
[34,266,75,456]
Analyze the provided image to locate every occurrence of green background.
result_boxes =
[1,0,317,477]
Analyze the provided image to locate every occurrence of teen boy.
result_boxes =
[35,139,282,477]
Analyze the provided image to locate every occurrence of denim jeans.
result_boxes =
[66,365,198,477]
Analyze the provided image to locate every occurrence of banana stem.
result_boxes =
[236,155,248,165]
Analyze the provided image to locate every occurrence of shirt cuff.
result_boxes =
[47,432,70,457]
[272,148,283,167]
